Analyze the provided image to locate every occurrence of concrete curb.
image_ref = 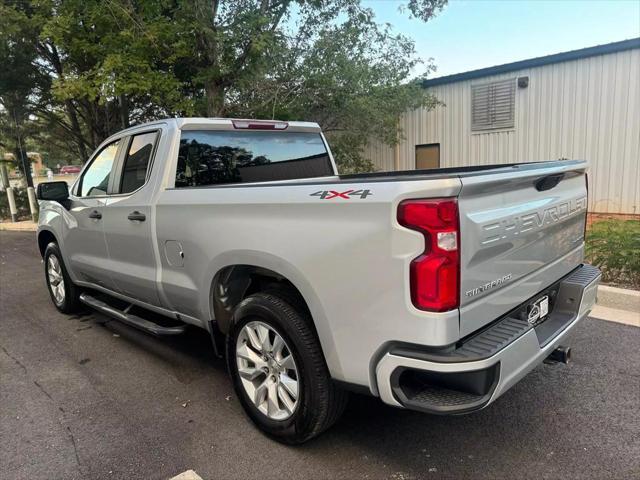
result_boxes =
[590,305,639,327]
[0,221,37,232]
[597,284,640,313]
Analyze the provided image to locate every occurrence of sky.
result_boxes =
[363,0,640,78]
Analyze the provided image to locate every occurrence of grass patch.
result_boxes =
[586,219,640,289]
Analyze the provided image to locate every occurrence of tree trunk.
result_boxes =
[9,104,34,188]
[205,81,225,117]
[64,100,89,162]
[46,44,91,162]
[85,100,99,150]
[14,144,33,188]
[119,94,130,130]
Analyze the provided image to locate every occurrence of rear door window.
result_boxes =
[78,140,120,197]
[175,130,332,187]
[119,131,158,193]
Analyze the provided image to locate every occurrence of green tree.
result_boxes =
[0,1,45,185]
[2,0,448,173]
[180,0,446,172]
[40,0,194,153]
[2,0,193,163]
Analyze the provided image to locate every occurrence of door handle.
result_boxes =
[127,211,146,222]
[88,210,102,219]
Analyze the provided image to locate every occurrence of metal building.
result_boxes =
[364,38,640,214]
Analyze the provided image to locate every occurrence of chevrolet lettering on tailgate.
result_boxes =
[480,196,587,245]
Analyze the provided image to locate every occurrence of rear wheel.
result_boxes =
[44,242,82,314]
[227,291,348,444]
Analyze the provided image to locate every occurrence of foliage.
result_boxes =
[586,219,640,289]
[1,0,448,173]
[403,0,448,21]
[0,1,46,184]
[179,0,443,172]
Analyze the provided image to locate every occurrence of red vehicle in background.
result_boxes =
[59,165,81,175]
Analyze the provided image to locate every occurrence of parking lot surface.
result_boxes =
[1,231,638,479]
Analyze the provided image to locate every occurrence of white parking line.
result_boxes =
[169,470,204,480]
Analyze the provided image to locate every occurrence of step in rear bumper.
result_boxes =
[375,264,601,414]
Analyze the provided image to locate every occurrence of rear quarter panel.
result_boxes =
[154,178,461,388]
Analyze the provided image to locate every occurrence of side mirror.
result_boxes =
[37,181,69,202]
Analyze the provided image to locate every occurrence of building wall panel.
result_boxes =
[364,48,639,214]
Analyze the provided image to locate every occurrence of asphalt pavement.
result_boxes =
[1,231,638,480]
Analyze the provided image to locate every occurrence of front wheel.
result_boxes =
[44,242,82,314]
[227,292,348,444]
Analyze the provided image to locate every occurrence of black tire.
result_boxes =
[44,242,82,314]
[226,291,348,444]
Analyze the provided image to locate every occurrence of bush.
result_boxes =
[586,219,640,289]
[0,187,32,221]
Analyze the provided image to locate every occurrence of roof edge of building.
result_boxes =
[423,37,640,88]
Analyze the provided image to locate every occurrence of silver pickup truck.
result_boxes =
[36,118,600,443]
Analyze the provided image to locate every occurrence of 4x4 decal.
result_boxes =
[310,189,373,200]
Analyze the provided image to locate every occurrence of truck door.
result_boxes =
[65,139,122,291]
[101,130,161,307]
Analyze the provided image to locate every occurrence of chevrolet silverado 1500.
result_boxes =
[36,118,600,443]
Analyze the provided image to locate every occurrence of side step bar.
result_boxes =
[79,293,186,336]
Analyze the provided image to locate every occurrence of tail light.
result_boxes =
[397,198,460,312]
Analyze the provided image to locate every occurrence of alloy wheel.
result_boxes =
[47,254,65,305]
[235,320,299,420]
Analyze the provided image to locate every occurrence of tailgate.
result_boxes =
[457,161,588,337]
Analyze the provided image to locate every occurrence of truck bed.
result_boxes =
[339,159,586,183]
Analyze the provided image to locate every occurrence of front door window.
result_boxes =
[79,140,120,196]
